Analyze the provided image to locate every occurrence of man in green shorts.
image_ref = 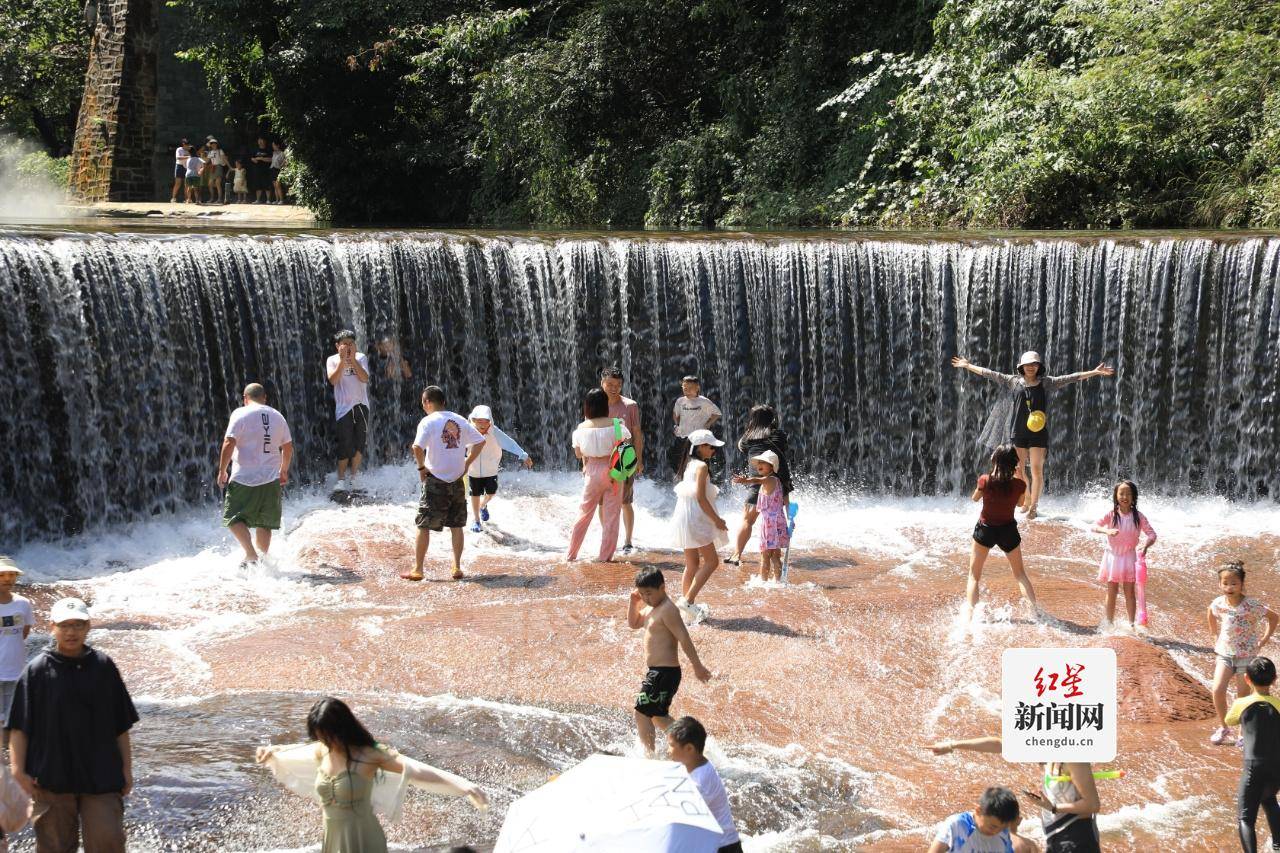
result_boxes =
[217,383,293,566]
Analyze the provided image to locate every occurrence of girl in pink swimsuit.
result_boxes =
[1091,480,1156,631]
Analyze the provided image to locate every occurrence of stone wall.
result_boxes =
[69,0,160,201]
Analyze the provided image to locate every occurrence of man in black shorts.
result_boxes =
[326,330,370,493]
[404,386,485,582]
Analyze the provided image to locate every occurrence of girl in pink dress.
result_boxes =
[1091,480,1156,631]
[731,451,788,582]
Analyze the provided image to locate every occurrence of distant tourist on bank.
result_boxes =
[218,383,293,567]
[8,598,138,853]
[600,367,643,555]
[270,142,288,204]
[670,375,721,475]
[327,330,371,493]
[183,146,205,205]
[170,139,190,203]
[726,404,792,566]
[232,159,249,204]
[204,139,227,204]
[251,138,273,204]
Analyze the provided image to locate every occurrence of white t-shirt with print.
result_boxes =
[225,403,292,486]
[326,353,371,420]
[414,411,485,483]
[689,762,739,846]
[0,597,34,681]
[673,395,722,438]
[933,812,1013,852]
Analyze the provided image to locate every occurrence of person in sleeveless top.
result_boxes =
[670,429,729,624]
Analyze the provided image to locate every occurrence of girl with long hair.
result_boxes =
[965,444,1038,620]
[1091,480,1156,631]
[671,430,729,624]
[257,697,487,852]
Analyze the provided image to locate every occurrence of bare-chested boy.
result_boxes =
[628,566,712,754]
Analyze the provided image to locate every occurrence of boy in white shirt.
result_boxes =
[666,716,741,853]
[0,556,32,740]
[671,375,721,476]
[217,383,293,565]
[929,787,1022,853]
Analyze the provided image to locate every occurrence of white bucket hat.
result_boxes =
[687,429,725,454]
[1017,350,1043,369]
[0,556,21,576]
[50,598,90,624]
[469,405,493,421]
[750,450,781,470]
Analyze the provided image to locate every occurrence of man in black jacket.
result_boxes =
[7,598,138,853]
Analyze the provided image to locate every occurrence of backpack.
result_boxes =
[608,417,638,485]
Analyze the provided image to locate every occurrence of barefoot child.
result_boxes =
[1092,480,1156,632]
[671,429,729,624]
[628,567,712,755]
[731,450,787,582]
[667,717,742,853]
[1210,561,1278,745]
[965,444,1038,620]
[1225,657,1280,853]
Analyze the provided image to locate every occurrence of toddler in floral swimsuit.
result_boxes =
[732,450,788,582]
[1209,561,1279,745]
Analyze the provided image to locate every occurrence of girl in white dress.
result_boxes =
[672,429,729,624]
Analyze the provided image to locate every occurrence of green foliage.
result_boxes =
[834,0,1280,229]
[16,149,71,189]
[0,0,88,155]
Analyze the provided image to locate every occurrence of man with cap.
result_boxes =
[326,329,371,493]
[670,375,721,477]
[217,383,293,565]
[952,350,1114,518]
[8,598,138,852]
[0,557,32,743]
[464,405,534,532]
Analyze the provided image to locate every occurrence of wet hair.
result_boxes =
[333,329,356,344]
[1249,657,1277,687]
[668,716,707,753]
[1110,480,1143,530]
[635,567,664,589]
[583,388,609,419]
[1220,560,1247,583]
[600,366,624,381]
[307,697,377,755]
[243,383,266,402]
[986,444,1019,492]
[422,385,446,406]
[738,404,779,449]
[977,786,1020,823]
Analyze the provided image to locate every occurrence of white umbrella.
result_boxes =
[495,754,725,853]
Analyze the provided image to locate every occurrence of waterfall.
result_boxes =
[0,230,1276,542]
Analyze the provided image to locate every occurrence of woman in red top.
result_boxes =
[965,444,1038,621]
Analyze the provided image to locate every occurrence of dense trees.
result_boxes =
[5,0,1279,228]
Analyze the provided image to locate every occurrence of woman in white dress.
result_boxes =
[671,429,729,624]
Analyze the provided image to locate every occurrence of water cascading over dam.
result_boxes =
[0,231,1276,542]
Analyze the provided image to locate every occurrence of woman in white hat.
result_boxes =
[951,351,1114,518]
[671,429,730,624]
[465,405,533,531]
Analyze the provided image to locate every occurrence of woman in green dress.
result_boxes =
[258,697,487,852]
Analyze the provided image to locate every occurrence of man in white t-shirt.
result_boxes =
[0,556,32,738]
[326,329,370,492]
[402,385,485,582]
[217,383,293,565]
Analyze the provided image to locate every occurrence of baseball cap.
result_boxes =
[750,450,781,470]
[687,429,724,453]
[469,405,493,421]
[50,598,90,624]
[0,556,22,576]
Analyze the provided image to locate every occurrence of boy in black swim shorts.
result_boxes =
[627,567,712,754]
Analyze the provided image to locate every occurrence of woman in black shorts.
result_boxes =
[952,350,1114,519]
[727,404,792,565]
[966,444,1038,620]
